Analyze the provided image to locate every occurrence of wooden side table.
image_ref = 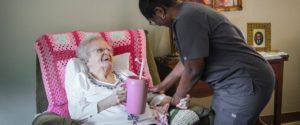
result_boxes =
[155,53,289,125]
[268,55,289,125]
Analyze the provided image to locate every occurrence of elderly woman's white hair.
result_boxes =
[76,36,105,63]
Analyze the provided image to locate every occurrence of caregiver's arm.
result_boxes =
[172,58,204,105]
[150,61,184,93]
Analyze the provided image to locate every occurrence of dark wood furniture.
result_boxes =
[268,55,289,125]
[155,54,289,125]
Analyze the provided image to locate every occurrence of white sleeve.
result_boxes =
[65,59,98,121]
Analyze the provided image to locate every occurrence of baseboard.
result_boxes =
[259,111,300,124]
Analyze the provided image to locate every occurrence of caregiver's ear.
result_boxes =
[153,7,166,16]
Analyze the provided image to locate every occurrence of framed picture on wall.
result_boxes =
[184,0,242,11]
[213,0,242,11]
[247,23,271,52]
[187,0,213,7]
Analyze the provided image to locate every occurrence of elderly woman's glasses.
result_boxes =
[89,47,112,54]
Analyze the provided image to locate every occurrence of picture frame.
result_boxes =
[247,23,271,52]
[213,0,242,11]
[185,0,242,11]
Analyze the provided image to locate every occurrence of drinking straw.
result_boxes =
[139,59,144,80]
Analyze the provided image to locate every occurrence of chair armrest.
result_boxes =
[32,112,80,125]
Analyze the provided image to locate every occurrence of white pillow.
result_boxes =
[112,53,130,70]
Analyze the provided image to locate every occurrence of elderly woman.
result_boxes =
[65,36,201,125]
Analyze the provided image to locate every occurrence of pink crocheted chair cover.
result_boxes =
[34,29,153,118]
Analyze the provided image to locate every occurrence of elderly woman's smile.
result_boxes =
[84,38,114,80]
[101,54,112,62]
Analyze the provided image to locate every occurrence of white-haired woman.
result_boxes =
[65,36,201,125]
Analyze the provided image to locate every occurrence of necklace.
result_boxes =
[87,72,120,90]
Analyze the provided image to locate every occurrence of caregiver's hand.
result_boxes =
[149,83,170,94]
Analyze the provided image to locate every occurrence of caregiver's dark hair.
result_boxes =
[139,0,177,19]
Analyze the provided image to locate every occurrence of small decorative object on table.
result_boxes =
[258,51,289,60]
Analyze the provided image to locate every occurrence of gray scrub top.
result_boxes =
[172,2,273,96]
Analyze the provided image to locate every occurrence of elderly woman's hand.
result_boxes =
[115,88,126,104]
[112,85,127,105]
[97,88,127,112]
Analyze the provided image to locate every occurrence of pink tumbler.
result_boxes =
[126,76,148,115]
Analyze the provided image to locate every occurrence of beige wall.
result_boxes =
[0,0,299,124]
